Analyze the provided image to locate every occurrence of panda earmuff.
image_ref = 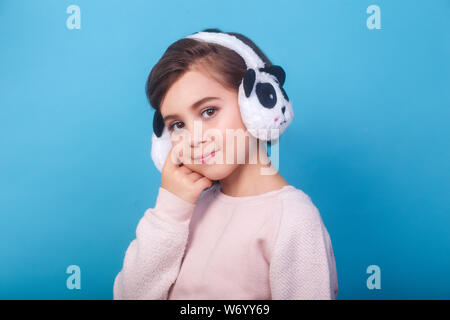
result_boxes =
[151,31,294,172]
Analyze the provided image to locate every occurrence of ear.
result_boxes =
[153,109,165,137]
[243,68,256,98]
[262,65,285,87]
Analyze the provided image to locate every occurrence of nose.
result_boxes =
[281,106,286,114]
[189,120,206,148]
[190,132,205,148]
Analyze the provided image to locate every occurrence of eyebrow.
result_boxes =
[162,96,221,123]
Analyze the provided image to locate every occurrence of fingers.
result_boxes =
[194,176,213,190]
[178,163,192,174]
[162,149,196,181]
[163,145,185,170]
[187,171,203,182]
[162,144,212,192]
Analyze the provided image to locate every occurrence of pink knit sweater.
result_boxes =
[113,183,338,300]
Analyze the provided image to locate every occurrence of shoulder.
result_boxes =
[278,186,323,225]
[266,186,328,254]
[273,185,332,255]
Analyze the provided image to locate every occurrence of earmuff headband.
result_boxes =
[185,32,265,70]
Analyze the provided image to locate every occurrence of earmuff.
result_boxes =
[151,31,294,172]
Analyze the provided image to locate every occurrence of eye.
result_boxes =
[201,107,217,119]
[168,107,217,132]
[168,121,184,132]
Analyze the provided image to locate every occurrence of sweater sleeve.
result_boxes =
[269,194,338,300]
[113,187,196,300]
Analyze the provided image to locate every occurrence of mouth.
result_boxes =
[193,148,219,164]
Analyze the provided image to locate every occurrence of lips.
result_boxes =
[200,150,216,164]
[192,148,219,163]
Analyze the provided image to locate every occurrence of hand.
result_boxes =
[161,146,213,204]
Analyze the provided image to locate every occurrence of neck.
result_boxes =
[219,139,289,197]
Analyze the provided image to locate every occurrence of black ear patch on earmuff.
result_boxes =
[260,65,286,87]
[243,68,256,97]
[153,109,165,138]
[280,86,289,101]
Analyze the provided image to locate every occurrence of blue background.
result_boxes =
[0,0,448,299]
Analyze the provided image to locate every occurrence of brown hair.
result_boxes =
[145,28,273,112]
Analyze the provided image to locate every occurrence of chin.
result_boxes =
[185,163,238,181]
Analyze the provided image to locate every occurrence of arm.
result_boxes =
[269,195,338,300]
[113,187,196,300]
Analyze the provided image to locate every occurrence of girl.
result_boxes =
[113,28,338,300]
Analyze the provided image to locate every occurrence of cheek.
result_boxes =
[209,115,247,149]
[226,108,246,131]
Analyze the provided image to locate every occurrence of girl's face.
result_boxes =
[160,67,252,181]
